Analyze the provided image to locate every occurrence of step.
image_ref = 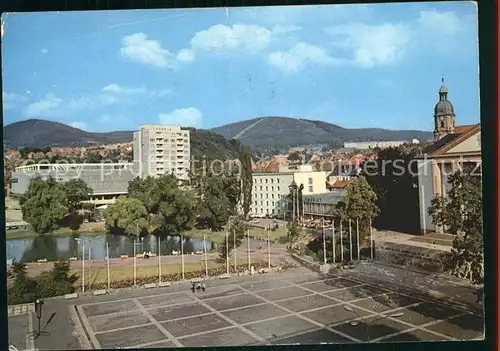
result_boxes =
[93,290,107,296]
[64,293,79,299]
[144,283,157,289]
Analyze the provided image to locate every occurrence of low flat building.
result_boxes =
[303,191,346,218]
[344,139,419,150]
[11,163,136,205]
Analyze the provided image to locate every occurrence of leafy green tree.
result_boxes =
[8,260,37,304]
[105,196,150,236]
[238,149,253,219]
[20,177,69,233]
[61,179,93,230]
[195,172,241,231]
[335,175,379,243]
[428,166,483,285]
[36,259,79,298]
[363,145,422,233]
[219,216,247,259]
[128,175,196,236]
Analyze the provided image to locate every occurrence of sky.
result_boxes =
[2,2,479,132]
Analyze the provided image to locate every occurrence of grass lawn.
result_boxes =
[82,258,264,286]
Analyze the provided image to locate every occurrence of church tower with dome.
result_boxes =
[433,80,456,141]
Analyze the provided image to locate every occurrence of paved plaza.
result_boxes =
[8,265,484,349]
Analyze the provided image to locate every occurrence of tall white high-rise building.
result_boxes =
[133,125,191,180]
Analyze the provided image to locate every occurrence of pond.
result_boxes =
[6,233,217,263]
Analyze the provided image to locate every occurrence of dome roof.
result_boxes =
[434,100,454,116]
[434,85,455,116]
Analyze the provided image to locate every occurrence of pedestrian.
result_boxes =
[201,283,206,292]
[191,283,196,293]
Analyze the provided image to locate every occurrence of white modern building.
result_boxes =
[133,125,191,181]
[415,84,481,234]
[250,164,328,218]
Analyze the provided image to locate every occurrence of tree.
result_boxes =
[218,216,247,259]
[335,175,379,242]
[37,259,78,298]
[363,145,422,233]
[105,196,150,236]
[238,149,253,219]
[61,179,93,230]
[128,175,196,236]
[195,172,241,231]
[428,166,483,285]
[8,260,37,304]
[20,177,69,233]
[287,152,301,162]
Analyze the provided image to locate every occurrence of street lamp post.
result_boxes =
[180,234,185,280]
[158,237,161,284]
[348,219,353,262]
[133,239,136,286]
[332,221,336,265]
[247,228,251,270]
[74,236,100,293]
[225,230,229,274]
[233,228,237,272]
[340,220,344,262]
[322,219,326,265]
[106,242,110,290]
[203,232,208,277]
[356,218,360,260]
[370,218,374,260]
[267,225,271,269]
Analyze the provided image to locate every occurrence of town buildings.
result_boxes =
[133,125,191,181]
[416,84,481,234]
[344,139,420,150]
[250,164,328,218]
[10,124,192,205]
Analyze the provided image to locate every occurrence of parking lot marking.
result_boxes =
[75,305,102,349]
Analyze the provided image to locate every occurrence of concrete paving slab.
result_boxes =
[137,292,194,308]
[382,329,448,342]
[179,327,258,347]
[424,314,484,340]
[205,294,264,311]
[271,328,352,344]
[255,286,312,301]
[324,285,387,302]
[161,313,232,338]
[282,274,323,285]
[351,293,420,313]
[275,294,337,313]
[394,302,464,326]
[90,310,151,333]
[331,316,411,342]
[301,304,370,326]
[135,340,177,348]
[240,279,293,292]
[96,324,167,349]
[304,278,360,290]
[8,314,30,351]
[244,315,319,341]
[148,303,211,322]
[300,279,352,292]
[221,303,289,324]
[197,286,244,300]
[82,300,138,317]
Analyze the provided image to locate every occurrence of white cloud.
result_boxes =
[25,93,62,117]
[189,24,272,54]
[268,42,343,74]
[418,10,461,36]
[102,83,146,95]
[99,95,118,106]
[3,92,28,109]
[176,48,195,62]
[41,48,48,54]
[326,22,411,68]
[69,121,87,130]
[66,97,91,110]
[271,24,303,35]
[120,32,177,69]
[159,107,202,127]
[150,89,173,98]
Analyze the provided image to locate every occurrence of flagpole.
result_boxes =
[322,219,326,265]
[233,228,237,272]
[356,218,360,260]
[106,242,110,290]
[349,219,353,261]
[267,225,271,269]
[203,232,208,277]
[340,220,344,262]
[225,230,229,274]
[332,221,336,264]
[181,234,185,280]
[247,228,251,270]
[158,237,161,284]
[370,218,373,259]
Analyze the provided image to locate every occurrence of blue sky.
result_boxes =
[2,2,479,132]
